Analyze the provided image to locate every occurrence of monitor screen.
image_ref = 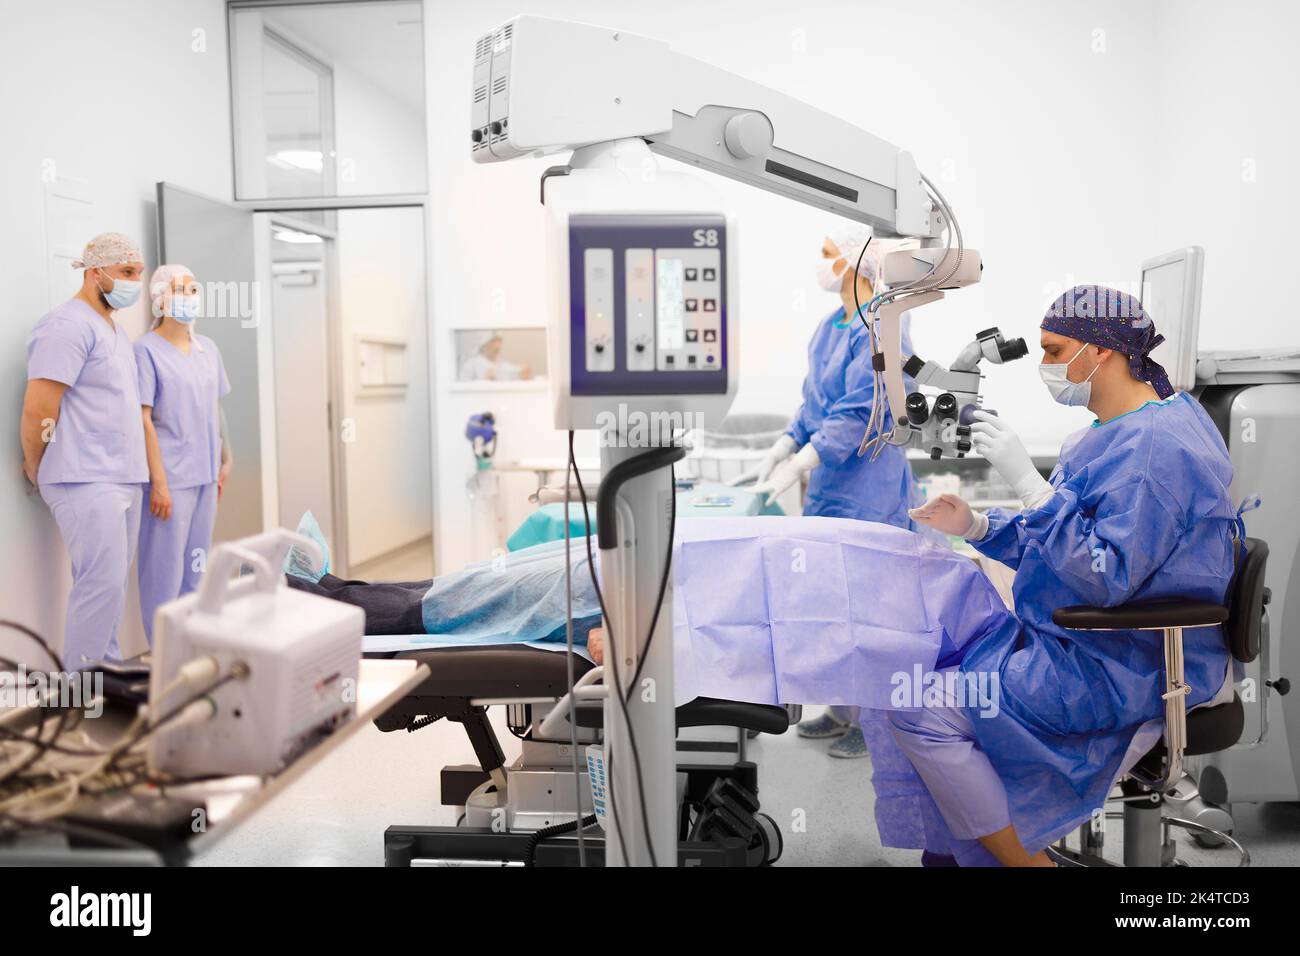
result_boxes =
[1139,248,1203,392]
[656,256,686,350]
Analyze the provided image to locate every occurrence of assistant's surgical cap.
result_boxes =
[149,263,194,314]
[826,224,872,261]
[71,232,143,270]
[826,224,925,288]
[1041,284,1174,398]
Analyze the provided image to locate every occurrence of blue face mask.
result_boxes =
[169,294,200,323]
[99,273,142,310]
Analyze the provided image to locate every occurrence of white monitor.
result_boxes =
[1139,246,1204,393]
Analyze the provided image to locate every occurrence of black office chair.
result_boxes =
[1048,537,1270,867]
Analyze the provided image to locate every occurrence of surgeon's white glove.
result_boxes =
[968,411,1054,510]
[751,443,821,507]
[728,434,797,487]
[909,493,989,540]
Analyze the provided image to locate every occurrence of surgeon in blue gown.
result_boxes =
[906,285,1237,866]
[740,226,926,758]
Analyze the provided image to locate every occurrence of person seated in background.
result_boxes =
[458,332,532,381]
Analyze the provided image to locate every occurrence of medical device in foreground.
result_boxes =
[146,531,363,777]
[471,14,988,865]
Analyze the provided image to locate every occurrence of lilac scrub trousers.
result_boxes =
[134,331,231,643]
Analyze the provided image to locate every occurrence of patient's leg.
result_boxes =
[285,573,428,635]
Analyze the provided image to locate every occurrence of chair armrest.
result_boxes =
[1053,600,1227,631]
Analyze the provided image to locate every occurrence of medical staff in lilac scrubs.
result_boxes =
[21,233,150,667]
[135,264,232,643]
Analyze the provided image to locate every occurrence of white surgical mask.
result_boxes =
[1039,344,1100,407]
[99,274,141,309]
[816,257,846,292]
[169,294,200,322]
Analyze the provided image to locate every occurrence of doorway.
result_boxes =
[158,184,434,580]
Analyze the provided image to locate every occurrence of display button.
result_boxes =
[664,355,675,365]
[688,355,697,365]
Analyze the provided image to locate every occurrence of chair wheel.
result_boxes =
[746,813,783,866]
[1184,801,1234,848]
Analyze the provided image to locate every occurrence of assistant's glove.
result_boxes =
[727,434,797,487]
[750,443,821,507]
[969,411,1053,509]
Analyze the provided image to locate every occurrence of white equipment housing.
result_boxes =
[147,532,363,778]
[471,16,944,240]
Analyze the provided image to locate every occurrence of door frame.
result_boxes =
[262,211,351,573]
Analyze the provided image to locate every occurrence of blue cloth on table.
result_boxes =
[505,481,780,551]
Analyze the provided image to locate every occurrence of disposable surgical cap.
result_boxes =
[149,263,195,315]
[71,232,143,270]
[1040,284,1174,398]
[826,225,919,287]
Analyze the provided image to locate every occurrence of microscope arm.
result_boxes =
[470,15,944,239]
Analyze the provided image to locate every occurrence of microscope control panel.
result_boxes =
[568,214,729,396]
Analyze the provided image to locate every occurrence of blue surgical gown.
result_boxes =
[961,392,1236,850]
[787,308,920,526]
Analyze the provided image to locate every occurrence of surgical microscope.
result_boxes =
[470,14,1021,865]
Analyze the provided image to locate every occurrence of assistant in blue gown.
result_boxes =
[787,306,921,526]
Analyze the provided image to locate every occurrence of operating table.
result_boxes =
[367,642,791,866]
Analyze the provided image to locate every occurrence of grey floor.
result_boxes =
[348,536,434,583]
[195,707,1300,867]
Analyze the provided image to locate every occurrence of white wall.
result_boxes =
[424,0,1175,571]
[0,0,232,664]
[336,206,433,565]
[1147,0,1300,353]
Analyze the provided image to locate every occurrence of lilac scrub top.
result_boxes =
[26,298,149,485]
[134,332,231,489]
